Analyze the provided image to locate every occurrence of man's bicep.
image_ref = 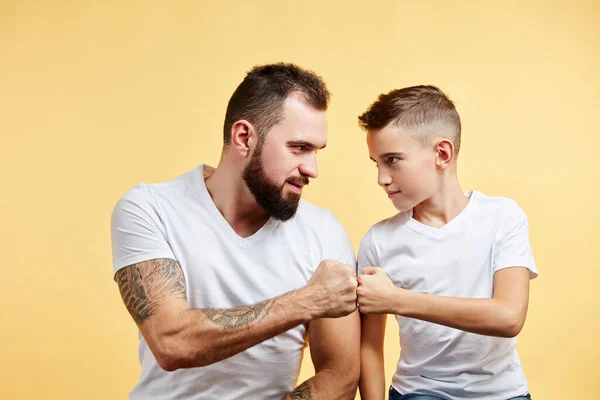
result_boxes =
[115,258,188,326]
[308,311,361,371]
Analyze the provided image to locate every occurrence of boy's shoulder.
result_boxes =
[363,190,528,240]
[369,210,412,234]
[359,211,412,253]
[470,190,527,221]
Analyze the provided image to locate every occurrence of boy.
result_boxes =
[356,86,537,400]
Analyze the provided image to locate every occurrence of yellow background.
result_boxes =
[2,1,599,398]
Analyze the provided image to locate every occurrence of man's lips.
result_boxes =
[287,177,309,190]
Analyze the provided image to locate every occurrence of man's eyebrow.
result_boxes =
[287,140,326,150]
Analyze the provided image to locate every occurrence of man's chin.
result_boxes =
[267,196,301,221]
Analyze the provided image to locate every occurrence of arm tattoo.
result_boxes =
[288,381,312,400]
[204,300,273,328]
[116,258,186,324]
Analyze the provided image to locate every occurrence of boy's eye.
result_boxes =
[388,157,400,164]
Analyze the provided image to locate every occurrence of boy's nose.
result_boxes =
[378,169,392,187]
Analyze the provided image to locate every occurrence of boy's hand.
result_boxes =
[357,267,397,314]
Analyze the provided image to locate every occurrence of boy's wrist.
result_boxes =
[391,287,417,316]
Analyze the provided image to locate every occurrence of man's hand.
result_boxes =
[303,259,358,319]
[357,267,398,314]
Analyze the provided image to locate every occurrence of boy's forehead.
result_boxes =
[367,125,416,150]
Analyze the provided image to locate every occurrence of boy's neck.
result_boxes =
[412,175,470,229]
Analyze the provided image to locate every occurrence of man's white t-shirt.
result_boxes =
[111,165,355,400]
[358,190,538,400]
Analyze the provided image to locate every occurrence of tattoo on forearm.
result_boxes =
[288,381,312,399]
[204,300,272,328]
[116,258,186,324]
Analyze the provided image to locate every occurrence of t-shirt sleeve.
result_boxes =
[323,211,356,270]
[357,228,378,275]
[493,201,538,279]
[110,186,175,279]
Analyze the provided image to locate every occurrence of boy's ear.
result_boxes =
[435,138,455,169]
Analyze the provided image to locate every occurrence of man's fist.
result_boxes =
[305,259,358,318]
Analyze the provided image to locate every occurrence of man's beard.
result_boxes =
[242,144,308,221]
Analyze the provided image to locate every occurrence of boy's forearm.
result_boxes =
[390,289,524,338]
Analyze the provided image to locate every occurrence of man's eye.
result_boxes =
[389,157,400,164]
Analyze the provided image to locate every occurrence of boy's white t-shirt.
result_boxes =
[358,190,537,400]
[111,165,355,400]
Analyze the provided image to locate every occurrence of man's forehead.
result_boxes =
[275,96,327,146]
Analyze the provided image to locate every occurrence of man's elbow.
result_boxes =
[155,352,182,372]
[338,365,361,398]
[345,375,360,399]
[152,336,213,371]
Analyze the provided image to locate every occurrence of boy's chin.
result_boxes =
[391,199,415,213]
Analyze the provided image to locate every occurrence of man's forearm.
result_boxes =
[285,369,358,400]
[151,288,317,370]
[391,289,524,337]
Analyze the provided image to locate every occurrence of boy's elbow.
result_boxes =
[499,309,526,338]
[503,320,524,338]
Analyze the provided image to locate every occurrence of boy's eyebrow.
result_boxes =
[287,140,326,150]
[371,152,407,161]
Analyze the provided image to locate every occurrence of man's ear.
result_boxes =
[230,120,259,158]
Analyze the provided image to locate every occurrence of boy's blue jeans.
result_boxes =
[389,386,532,400]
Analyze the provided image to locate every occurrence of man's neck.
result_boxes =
[204,164,270,238]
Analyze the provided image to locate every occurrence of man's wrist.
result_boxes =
[292,286,323,322]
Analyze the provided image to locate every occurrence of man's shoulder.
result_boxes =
[291,200,349,238]
[117,166,201,206]
[294,199,336,222]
